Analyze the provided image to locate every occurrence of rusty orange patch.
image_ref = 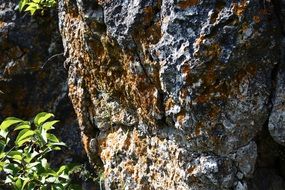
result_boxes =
[0,21,5,28]
[187,166,195,174]
[194,35,205,47]
[82,134,90,153]
[165,97,174,111]
[233,1,249,16]
[176,110,186,124]
[177,0,199,10]
[194,122,203,136]
[253,16,261,23]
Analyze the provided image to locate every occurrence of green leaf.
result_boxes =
[41,158,48,169]
[14,124,31,131]
[0,117,23,130]
[56,165,67,175]
[19,0,29,11]
[0,129,8,139]
[47,134,60,143]
[32,0,41,3]
[15,178,22,190]
[4,163,20,175]
[8,151,23,162]
[21,178,30,190]
[59,172,69,180]
[46,176,56,183]
[41,128,47,143]
[17,139,31,147]
[34,112,54,127]
[42,120,59,131]
[25,5,37,15]
[24,150,39,163]
[15,129,35,146]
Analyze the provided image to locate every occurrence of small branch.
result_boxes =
[41,53,64,69]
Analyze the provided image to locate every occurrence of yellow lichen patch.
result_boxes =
[177,0,199,10]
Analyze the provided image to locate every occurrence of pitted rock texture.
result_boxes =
[58,0,281,189]
[0,0,84,162]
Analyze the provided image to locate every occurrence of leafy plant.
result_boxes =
[18,0,57,15]
[0,112,79,190]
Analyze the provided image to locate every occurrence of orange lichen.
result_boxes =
[177,0,199,10]
[194,35,205,47]
[181,64,191,74]
[144,7,154,25]
[194,122,203,136]
[253,16,261,23]
[233,1,249,16]
[0,21,5,28]
[82,134,90,153]
[187,166,195,174]
[133,130,147,155]
[165,97,175,111]
[176,110,186,125]
[209,105,220,119]
[235,65,257,83]
[124,160,135,174]
[179,88,189,99]
[122,134,131,150]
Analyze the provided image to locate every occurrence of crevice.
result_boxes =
[266,0,284,120]
[249,124,285,189]
[131,35,154,85]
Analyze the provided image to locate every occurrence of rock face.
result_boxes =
[268,0,285,146]
[0,0,83,162]
[58,0,282,189]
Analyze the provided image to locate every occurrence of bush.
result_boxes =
[0,112,79,190]
[18,0,57,15]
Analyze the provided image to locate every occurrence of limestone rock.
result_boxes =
[58,0,282,189]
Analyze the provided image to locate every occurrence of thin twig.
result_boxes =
[41,53,64,69]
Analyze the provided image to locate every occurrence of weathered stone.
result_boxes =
[58,0,282,189]
[268,0,285,146]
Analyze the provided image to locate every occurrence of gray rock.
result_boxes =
[58,0,283,189]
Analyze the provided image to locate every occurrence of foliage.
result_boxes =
[18,0,57,15]
[0,112,80,190]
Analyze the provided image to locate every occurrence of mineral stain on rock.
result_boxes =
[56,0,285,189]
[2,0,285,189]
[177,0,199,9]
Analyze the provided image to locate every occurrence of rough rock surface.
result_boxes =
[0,0,84,162]
[268,0,285,146]
[58,0,283,189]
